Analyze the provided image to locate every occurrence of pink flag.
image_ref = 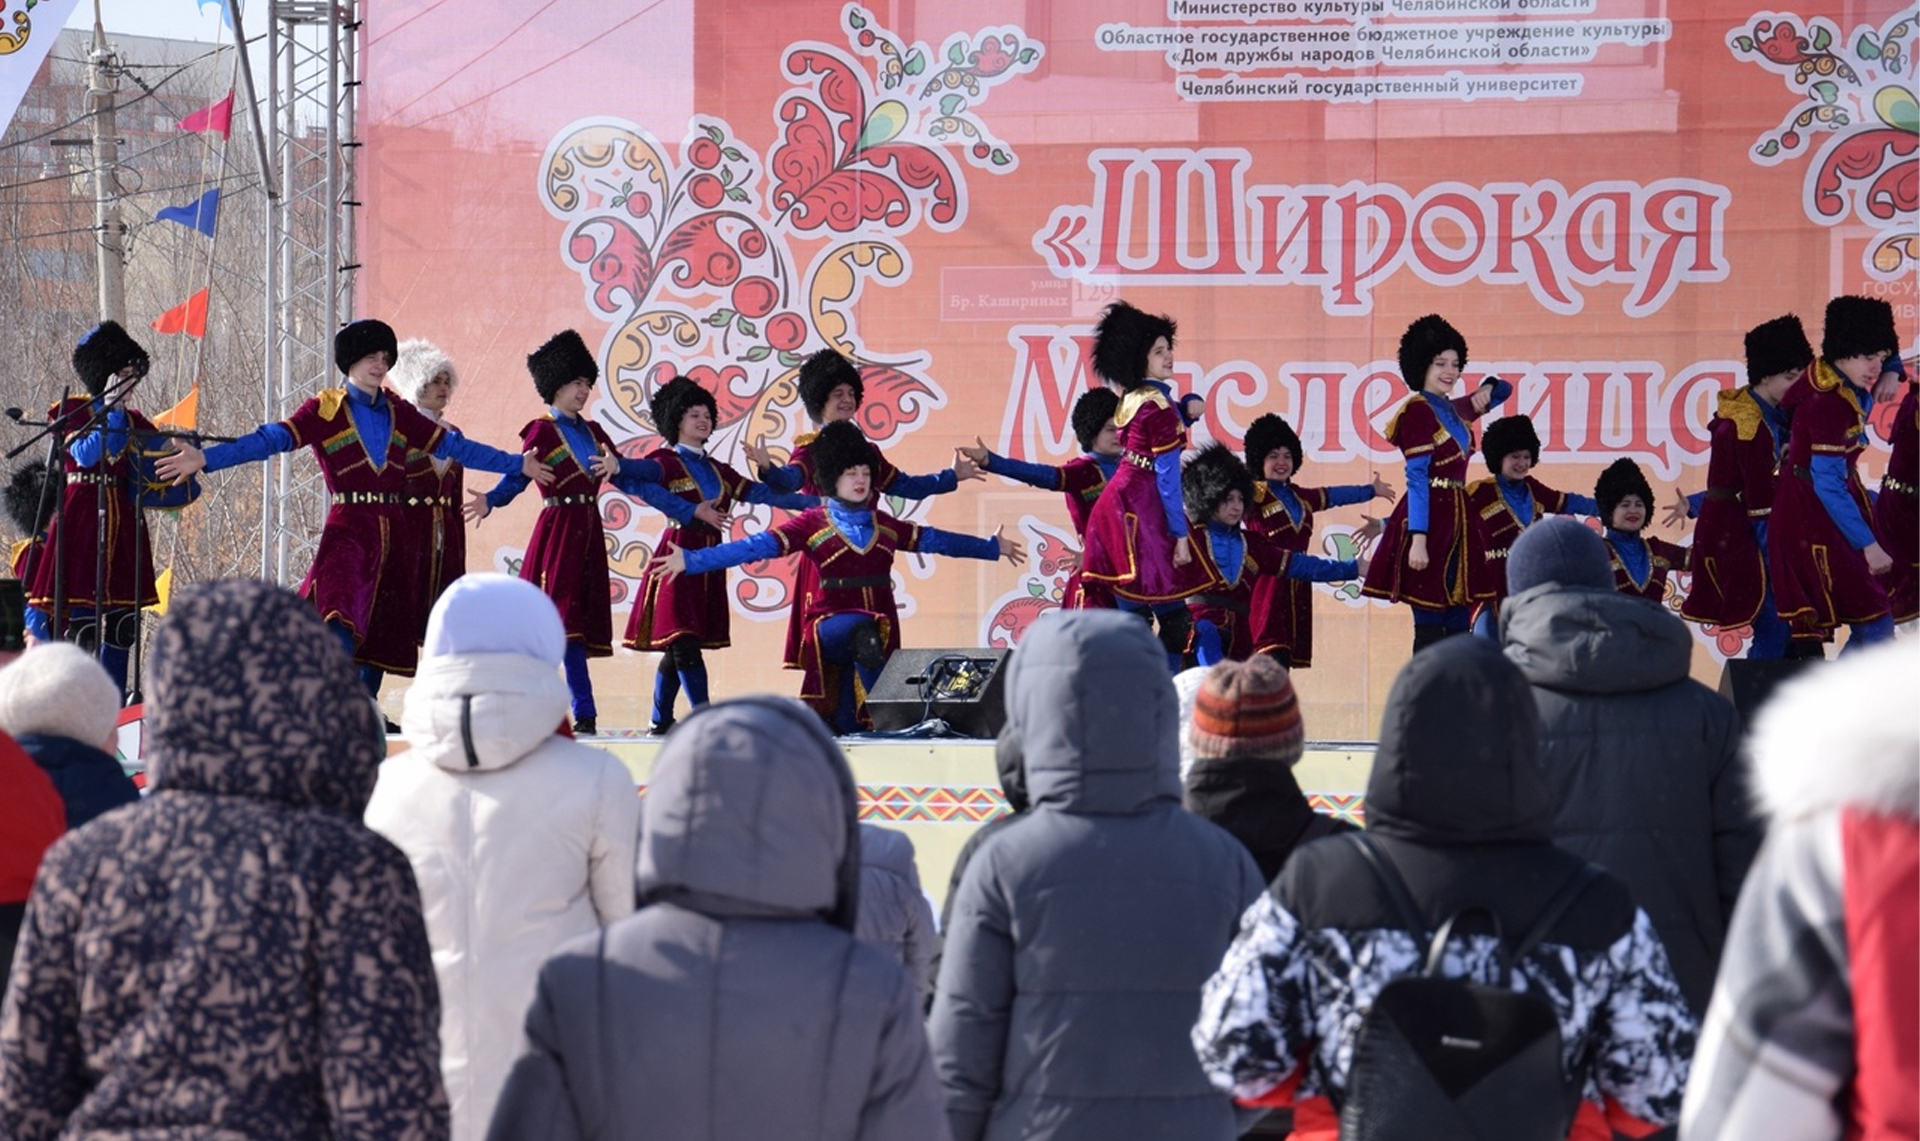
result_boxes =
[176,91,234,139]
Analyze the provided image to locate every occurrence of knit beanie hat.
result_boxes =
[1505,516,1613,594]
[1186,656,1305,766]
[0,641,122,747]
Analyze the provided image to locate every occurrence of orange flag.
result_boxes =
[176,91,235,139]
[152,383,199,430]
[151,289,209,338]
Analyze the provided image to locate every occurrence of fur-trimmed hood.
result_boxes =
[1749,639,1919,823]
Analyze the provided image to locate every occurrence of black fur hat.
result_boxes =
[1092,301,1176,389]
[798,349,863,423]
[1820,295,1899,364]
[4,460,59,536]
[1744,314,1813,383]
[332,319,398,376]
[1070,387,1120,452]
[1182,442,1255,525]
[1595,457,1654,526]
[1481,414,1541,469]
[1397,314,1468,392]
[72,321,150,396]
[811,419,878,497]
[528,330,599,404]
[650,375,718,445]
[1243,413,1303,473]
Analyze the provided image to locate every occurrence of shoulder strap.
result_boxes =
[1506,862,1603,974]
[1344,833,1429,949]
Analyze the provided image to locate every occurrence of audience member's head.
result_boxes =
[0,642,122,749]
[1172,664,1210,780]
[1505,515,1613,595]
[992,721,1030,815]
[421,572,565,665]
[1185,656,1305,770]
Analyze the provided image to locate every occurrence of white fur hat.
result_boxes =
[390,338,458,404]
[0,641,122,747]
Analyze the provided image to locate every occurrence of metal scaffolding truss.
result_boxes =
[260,0,358,585]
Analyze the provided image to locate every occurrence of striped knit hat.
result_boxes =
[1186,656,1305,765]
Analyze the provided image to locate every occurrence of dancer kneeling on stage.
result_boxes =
[651,420,1022,735]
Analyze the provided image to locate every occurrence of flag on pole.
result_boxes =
[196,0,234,30]
[176,91,235,139]
[152,289,210,338]
[152,383,200,431]
[155,189,221,237]
[0,0,86,141]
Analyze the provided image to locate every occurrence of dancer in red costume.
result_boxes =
[391,339,469,642]
[1463,414,1597,640]
[1595,458,1690,604]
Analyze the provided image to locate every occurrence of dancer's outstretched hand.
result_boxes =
[523,450,557,486]
[464,489,491,523]
[1662,488,1692,529]
[155,442,205,484]
[1357,515,1384,542]
[992,525,1026,565]
[1370,471,1397,502]
[952,453,985,483]
[745,436,774,473]
[648,541,688,580]
[1056,547,1082,573]
[592,451,620,480]
[956,437,990,469]
[692,499,727,530]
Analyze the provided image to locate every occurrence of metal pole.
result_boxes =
[87,8,126,325]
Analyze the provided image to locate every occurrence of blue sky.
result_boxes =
[64,0,251,45]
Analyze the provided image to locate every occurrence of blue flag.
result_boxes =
[156,188,220,237]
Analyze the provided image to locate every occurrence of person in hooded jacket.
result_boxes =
[1193,635,1697,1141]
[929,608,1264,1141]
[486,696,947,1141]
[1499,516,1758,1016]
[927,722,1028,1011]
[364,574,639,1141]
[0,578,447,1141]
[1680,638,1917,1141]
[0,642,138,828]
[855,824,938,999]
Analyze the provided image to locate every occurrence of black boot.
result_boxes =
[573,716,597,736]
[851,621,888,673]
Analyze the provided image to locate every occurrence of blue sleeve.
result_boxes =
[1323,484,1373,509]
[1154,449,1188,539]
[739,483,819,511]
[484,470,531,511]
[1752,517,1769,550]
[626,479,697,524]
[984,452,1062,491]
[1405,453,1432,532]
[1685,492,1704,519]
[202,423,296,473]
[1810,453,1877,549]
[434,429,524,476]
[610,457,665,487]
[885,469,959,499]
[1177,394,1205,428]
[1484,377,1513,409]
[24,606,49,644]
[67,409,129,468]
[912,526,1000,561]
[758,463,804,494]
[681,531,783,575]
[1283,553,1359,581]
[1888,354,1908,379]
[1563,493,1600,517]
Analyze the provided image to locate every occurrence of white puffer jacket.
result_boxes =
[365,651,640,1141]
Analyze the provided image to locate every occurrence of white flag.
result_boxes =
[0,0,86,140]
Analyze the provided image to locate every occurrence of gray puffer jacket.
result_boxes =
[486,698,949,1141]
[856,825,937,998]
[929,610,1264,1141]
[1501,582,1761,1014]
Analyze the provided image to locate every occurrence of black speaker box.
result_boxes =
[864,647,1010,737]
[1717,657,1822,726]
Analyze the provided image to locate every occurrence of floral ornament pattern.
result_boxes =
[1730,12,1919,277]
[981,517,1076,647]
[535,6,1043,614]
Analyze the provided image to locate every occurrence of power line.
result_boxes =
[407,0,669,128]
[0,52,226,155]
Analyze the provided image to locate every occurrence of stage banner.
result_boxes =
[363,0,1916,736]
[0,0,84,138]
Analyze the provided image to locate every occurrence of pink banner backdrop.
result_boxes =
[362,0,1916,735]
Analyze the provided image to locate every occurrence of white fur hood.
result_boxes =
[400,651,572,773]
[1750,638,1919,824]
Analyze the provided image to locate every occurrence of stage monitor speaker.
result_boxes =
[1717,658,1822,726]
[865,648,1010,738]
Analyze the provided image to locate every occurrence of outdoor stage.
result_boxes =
[584,736,1375,908]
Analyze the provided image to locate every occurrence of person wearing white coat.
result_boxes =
[365,574,640,1141]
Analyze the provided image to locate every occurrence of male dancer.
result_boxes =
[1464,414,1596,639]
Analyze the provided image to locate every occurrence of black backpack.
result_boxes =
[1335,834,1601,1141]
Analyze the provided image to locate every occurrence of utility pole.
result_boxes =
[87,3,127,325]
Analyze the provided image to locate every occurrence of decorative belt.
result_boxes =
[1484,547,1510,559]
[336,492,401,505]
[70,471,116,486]
[1703,487,1741,501]
[1886,476,1917,497]
[1195,593,1249,616]
[1122,452,1155,470]
[403,495,455,508]
[822,575,890,591]
[543,494,598,506]
[1427,477,1465,490]
[1748,507,1772,518]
